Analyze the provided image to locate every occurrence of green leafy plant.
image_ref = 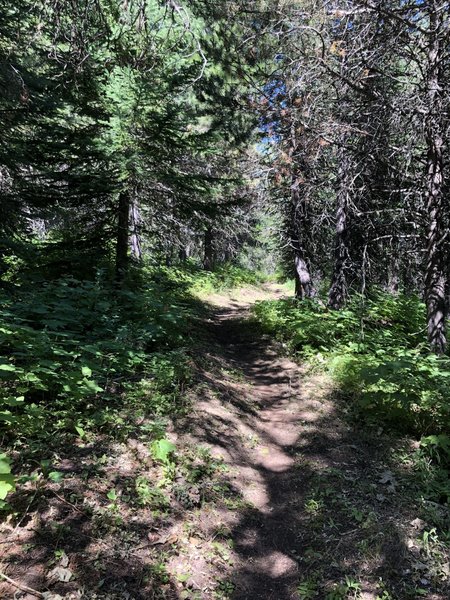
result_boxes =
[297,578,318,599]
[325,577,361,599]
[135,476,169,508]
[253,292,449,439]
[151,438,177,464]
[0,452,15,506]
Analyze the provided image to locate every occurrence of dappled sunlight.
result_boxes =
[196,282,289,311]
[1,284,448,599]
[177,292,449,600]
[252,550,298,578]
[3,0,450,597]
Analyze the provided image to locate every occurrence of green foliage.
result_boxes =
[297,578,318,599]
[0,452,15,505]
[185,263,266,295]
[135,476,169,508]
[325,577,362,599]
[142,262,266,298]
[254,291,425,355]
[0,259,262,504]
[297,576,362,600]
[107,489,118,502]
[151,438,177,464]
[0,267,198,499]
[253,290,449,449]
[420,434,450,465]
[350,351,450,434]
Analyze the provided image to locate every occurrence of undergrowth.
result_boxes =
[0,262,256,507]
[177,262,267,295]
[252,290,450,533]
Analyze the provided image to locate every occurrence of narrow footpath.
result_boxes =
[180,285,447,600]
[0,286,447,600]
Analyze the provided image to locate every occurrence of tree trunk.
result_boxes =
[179,246,188,262]
[129,197,142,261]
[294,254,315,299]
[424,5,447,354]
[115,189,130,281]
[387,259,400,295]
[203,227,215,271]
[287,111,316,300]
[290,187,315,300]
[328,150,350,309]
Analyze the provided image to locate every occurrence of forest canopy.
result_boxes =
[2,0,449,350]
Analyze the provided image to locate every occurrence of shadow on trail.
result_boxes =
[2,285,447,600]
[192,304,444,600]
[1,440,186,599]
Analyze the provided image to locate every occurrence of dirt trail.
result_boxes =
[182,285,447,600]
[1,285,446,600]
[188,285,336,598]
[179,286,354,600]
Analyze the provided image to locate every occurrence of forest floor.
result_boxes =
[0,284,448,600]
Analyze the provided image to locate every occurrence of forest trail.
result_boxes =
[178,285,447,600]
[183,284,339,598]
[1,285,447,600]
[164,285,379,600]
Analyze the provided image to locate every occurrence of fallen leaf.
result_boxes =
[379,470,395,484]
[407,538,421,557]
[189,537,201,546]
[148,531,178,546]
[410,517,426,530]
[165,533,178,545]
[378,470,397,491]
[148,532,163,545]
[47,566,73,582]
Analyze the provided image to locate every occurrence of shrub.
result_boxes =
[253,291,449,441]
[0,272,192,447]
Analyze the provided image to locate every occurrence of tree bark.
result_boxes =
[129,197,142,261]
[294,254,315,299]
[179,247,188,262]
[387,243,400,295]
[290,187,315,300]
[115,189,130,281]
[203,227,215,271]
[424,4,447,354]
[328,149,350,309]
[286,110,316,301]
